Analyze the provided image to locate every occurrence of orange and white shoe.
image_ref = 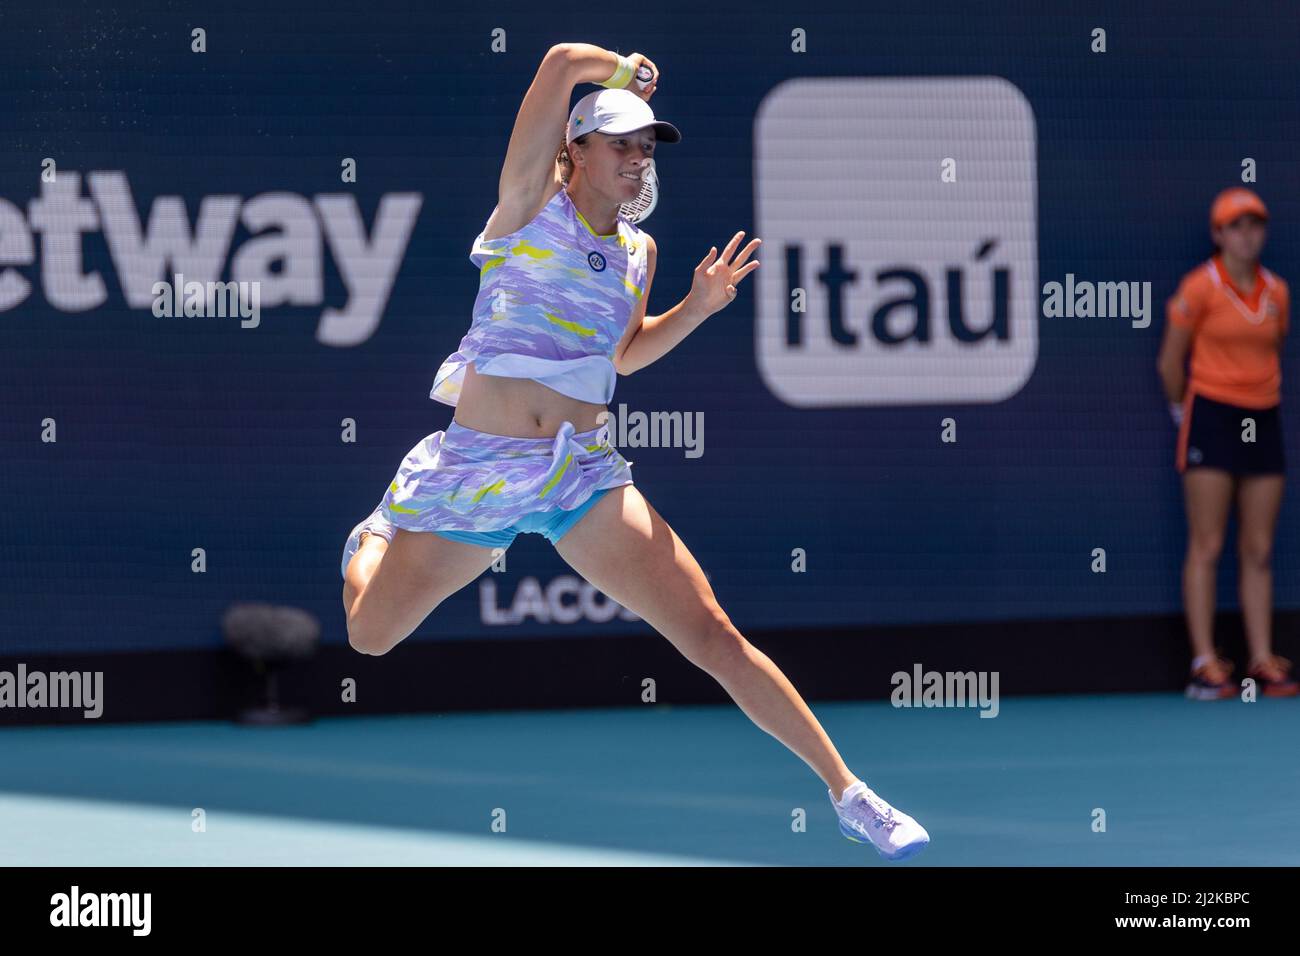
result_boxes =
[1185,654,1237,700]
[1246,655,1299,698]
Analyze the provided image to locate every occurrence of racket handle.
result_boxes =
[634,65,653,90]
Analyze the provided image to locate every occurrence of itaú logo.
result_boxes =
[0,170,422,346]
[753,76,1039,407]
[479,576,641,625]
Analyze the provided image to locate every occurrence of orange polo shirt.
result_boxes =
[1167,255,1290,409]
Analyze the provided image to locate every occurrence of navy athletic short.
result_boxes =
[1177,393,1285,475]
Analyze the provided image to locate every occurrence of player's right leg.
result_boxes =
[1181,466,1235,698]
[343,528,502,656]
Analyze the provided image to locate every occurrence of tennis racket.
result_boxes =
[618,65,659,223]
[619,159,658,224]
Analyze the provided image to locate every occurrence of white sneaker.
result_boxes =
[829,780,930,861]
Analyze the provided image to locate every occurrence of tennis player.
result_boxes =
[1158,187,1296,699]
[340,42,929,859]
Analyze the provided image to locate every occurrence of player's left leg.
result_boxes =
[553,483,857,794]
[553,484,930,857]
[1236,473,1296,695]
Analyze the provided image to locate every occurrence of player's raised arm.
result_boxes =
[497,44,659,210]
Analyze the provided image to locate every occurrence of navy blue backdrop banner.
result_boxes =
[1,1,1297,654]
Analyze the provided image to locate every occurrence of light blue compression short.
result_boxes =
[430,485,615,548]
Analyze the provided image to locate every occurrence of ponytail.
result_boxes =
[556,132,590,186]
[556,139,571,185]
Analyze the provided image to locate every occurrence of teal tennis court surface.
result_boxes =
[3,693,1296,866]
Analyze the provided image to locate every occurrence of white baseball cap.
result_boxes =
[565,88,681,146]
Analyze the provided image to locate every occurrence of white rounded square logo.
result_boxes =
[754,77,1039,407]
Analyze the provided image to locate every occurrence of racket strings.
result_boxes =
[619,161,658,223]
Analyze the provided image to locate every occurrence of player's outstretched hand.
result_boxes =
[690,231,761,316]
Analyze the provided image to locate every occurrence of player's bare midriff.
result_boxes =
[453,364,611,438]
